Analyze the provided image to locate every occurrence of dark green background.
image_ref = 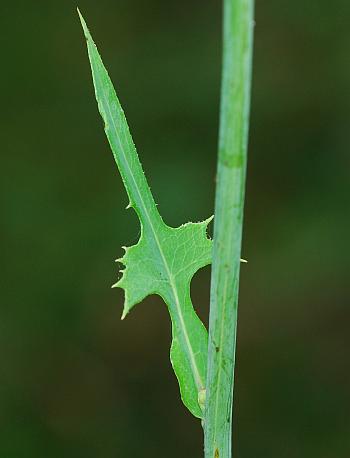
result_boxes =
[1,0,349,456]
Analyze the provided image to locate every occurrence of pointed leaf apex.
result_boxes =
[77,8,88,36]
[121,308,128,320]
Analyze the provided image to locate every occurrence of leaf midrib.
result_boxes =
[91,45,205,393]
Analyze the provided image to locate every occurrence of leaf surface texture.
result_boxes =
[79,11,212,418]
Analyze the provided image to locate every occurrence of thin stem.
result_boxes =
[204,0,254,457]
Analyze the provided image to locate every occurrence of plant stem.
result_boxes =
[204,0,254,456]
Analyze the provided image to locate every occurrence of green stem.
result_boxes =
[204,0,254,457]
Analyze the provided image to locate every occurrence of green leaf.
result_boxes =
[78,10,212,418]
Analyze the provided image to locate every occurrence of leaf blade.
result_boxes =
[79,11,212,418]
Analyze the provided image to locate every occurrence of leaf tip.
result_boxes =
[77,7,90,40]
[121,307,129,320]
[205,215,214,225]
[77,7,84,24]
[121,246,129,256]
[115,256,125,264]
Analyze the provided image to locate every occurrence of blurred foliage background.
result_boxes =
[1,0,349,456]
